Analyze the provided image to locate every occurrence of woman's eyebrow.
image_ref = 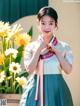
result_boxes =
[50,20,54,22]
[41,20,54,22]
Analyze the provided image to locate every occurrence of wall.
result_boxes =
[49,0,80,106]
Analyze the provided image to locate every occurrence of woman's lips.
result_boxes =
[44,31,50,33]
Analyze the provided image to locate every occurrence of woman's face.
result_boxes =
[38,15,57,37]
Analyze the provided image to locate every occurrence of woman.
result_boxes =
[19,6,74,106]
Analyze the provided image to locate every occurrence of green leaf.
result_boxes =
[15,83,23,94]
[0,86,6,93]
[19,85,23,94]
[18,71,29,78]
[0,86,12,93]
[5,86,12,93]
[15,45,24,63]
[4,55,10,67]
[3,37,7,52]
[5,67,10,76]
[28,26,33,37]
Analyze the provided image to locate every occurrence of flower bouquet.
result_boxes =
[0,21,32,94]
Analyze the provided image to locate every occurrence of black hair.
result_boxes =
[37,6,58,23]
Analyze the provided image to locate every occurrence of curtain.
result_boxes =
[0,0,48,23]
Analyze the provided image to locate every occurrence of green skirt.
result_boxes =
[19,74,74,106]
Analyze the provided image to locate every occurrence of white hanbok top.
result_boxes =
[24,37,73,75]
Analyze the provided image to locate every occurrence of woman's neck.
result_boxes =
[39,34,55,45]
[45,35,54,44]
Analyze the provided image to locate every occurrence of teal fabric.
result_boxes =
[0,0,48,23]
[19,74,74,106]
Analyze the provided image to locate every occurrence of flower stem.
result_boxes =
[1,36,6,70]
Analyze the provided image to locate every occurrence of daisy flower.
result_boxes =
[9,62,21,74]
[0,21,10,37]
[14,33,31,46]
[0,71,5,83]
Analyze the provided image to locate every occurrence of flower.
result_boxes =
[14,33,31,46]
[0,71,5,83]
[16,77,27,88]
[5,48,18,58]
[0,54,5,65]
[6,24,22,42]
[9,62,21,74]
[0,21,10,37]
[0,21,32,94]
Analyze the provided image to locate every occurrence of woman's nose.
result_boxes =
[45,25,50,29]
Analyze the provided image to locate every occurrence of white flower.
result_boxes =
[6,24,22,41]
[0,71,5,83]
[16,77,27,87]
[9,62,21,74]
[5,48,18,58]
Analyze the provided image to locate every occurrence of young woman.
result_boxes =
[19,6,74,106]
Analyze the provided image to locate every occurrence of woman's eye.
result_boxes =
[41,22,45,25]
[49,23,53,25]
[41,22,54,25]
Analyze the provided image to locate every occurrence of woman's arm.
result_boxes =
[47,45,73,74]
[54,49,72,74]
[24,39,46,74]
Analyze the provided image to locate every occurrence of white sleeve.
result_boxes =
[24,38,46,74]
[24,44,32,70]
[64,44,73,65]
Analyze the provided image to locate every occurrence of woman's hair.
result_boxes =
[37,6,58,23]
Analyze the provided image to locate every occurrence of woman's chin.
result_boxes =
[44,32,52,37]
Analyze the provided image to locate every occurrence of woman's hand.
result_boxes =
[37,35,47,50]
[47,44,55,53]
[47,44,72,74]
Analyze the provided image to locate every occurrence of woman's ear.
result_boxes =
[55,22,58,30]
